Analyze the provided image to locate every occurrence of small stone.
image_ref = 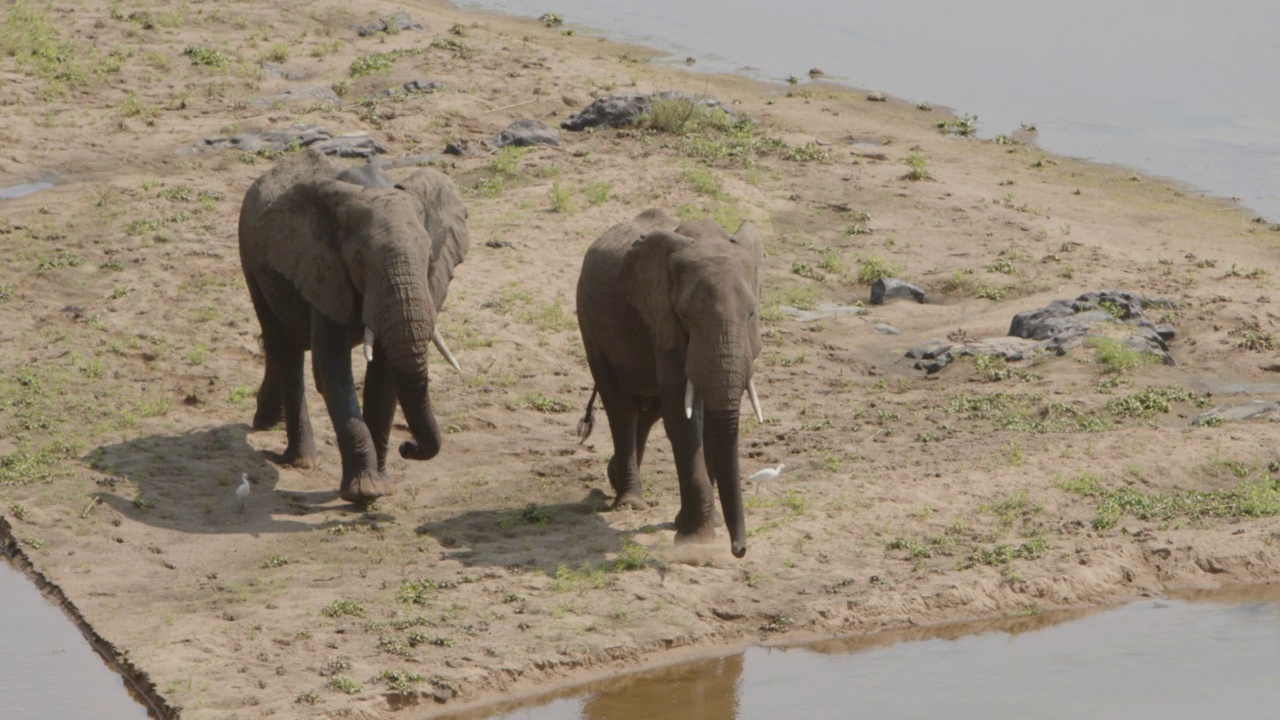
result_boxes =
[873,324,900,335]
[495,118,561,148]
[867,91,887,102]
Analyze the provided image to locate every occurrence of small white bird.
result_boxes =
[747,463,785,485]
[235,472,251,511]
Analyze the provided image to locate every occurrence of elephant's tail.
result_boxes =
[576,388,597,444]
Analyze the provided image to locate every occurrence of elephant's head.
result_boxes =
[621,218,764,558]
[256,155,469,461]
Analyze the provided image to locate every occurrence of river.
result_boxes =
[459,0,1280,222]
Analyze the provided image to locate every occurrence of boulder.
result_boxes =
[355,11,422,37]
[495,119,560,148]
[870,278,927,305]
[560,91,736,131]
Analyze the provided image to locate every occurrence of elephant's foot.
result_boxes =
[252,405,283,431]
[673,524,717,545]
[279,444,317,469]
[340,471,394,503]
[611,492,649,511]
[673,508,717,544]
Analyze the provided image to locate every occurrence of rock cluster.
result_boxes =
[560,91,737,131]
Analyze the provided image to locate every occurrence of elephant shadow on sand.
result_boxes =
[88,423,359,535]
[413,489,640,575]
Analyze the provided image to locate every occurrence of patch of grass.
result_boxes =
[764,285,822,313]
[937,113,979,137]
[499,503,551,529]
[683,167,724,197]
[817,248,846,276]
[957,537,1048,569]
[548,180,577,214]
[396,578,438,605]
[36,249,83,270]
[945,391,1113,433]
[902,152,931,181]
[182,44,227,68]
[349,47,421,78]
[320,599,367,618]
[375,669,429,694]
[525,392,570,413]
[980,490,1041,529]
[488,145,527,175]
[259,555,295,569]
[1088,337,1157,374]
[583,181,612,205]
[549,563,608,591]
[611,537,655,571]
[643,96,733,135]
[468,177,504,198]
[1060,473,1280,530]
[328,675,362,694]
[429,37,469,55]
[790,261,825,281]
[855,254,903,284]
[1105,386,1206,418]
[786,141,830,162]
[1,2,85,85]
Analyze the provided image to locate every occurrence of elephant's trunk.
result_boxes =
[373,266,442,461]
[704,407,747,558]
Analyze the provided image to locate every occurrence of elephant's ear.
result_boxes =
[729,221,765,298]
[621,229,693,350]
[260,178,364,325]
[394,169,470,311]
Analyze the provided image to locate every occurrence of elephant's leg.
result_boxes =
[634,397,662,469]
[246,277,317,467]
[589,357,648,510]
[311,313,391,502]
[659,382,717,544]
[362,350,396,473]
[278,346,318,468]
[245,276,285,431]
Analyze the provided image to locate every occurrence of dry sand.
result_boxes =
[3,0,1280,717]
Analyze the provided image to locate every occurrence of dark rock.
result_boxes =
[444,138,493,157]
[312,133,387,158]
[355,11,422,37]
[905,339,952,360]
[1007,289,1176,364]
[870,278,927,305]
[203,125,333,153]
[560,91,736,131]
[377,79,447,99]
[495,118,560,148]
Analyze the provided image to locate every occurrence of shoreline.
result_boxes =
[2,0,1280,717]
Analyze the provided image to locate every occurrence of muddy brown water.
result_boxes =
[445,584,1280,719]
[0,559,152,720]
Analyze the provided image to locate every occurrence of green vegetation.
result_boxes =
[945,391,1113,433]
[903,152,931,181]
[957,537,1048,569]
[1105,386,1206,418]
[320,599,367,618]
[349,48,422,78]
[525,392,570,413]
[182,45,227,68]
[328,675,362,694]
[1060,473,1280,530]
[855,254,903,284]
[548,179,577,214]
[397,578,438,605]
[1088,337,1157,374]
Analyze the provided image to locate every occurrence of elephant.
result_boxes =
[575,208,765,558]
[238,149,469,502]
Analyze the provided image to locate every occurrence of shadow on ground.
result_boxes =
[87,423,359,535]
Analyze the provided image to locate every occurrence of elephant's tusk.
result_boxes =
[684,379,695,419]
[432,326,461,373]
[363,328,375,363]
[747,378,764,423]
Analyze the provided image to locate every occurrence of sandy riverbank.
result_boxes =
[3,0,1280,717]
